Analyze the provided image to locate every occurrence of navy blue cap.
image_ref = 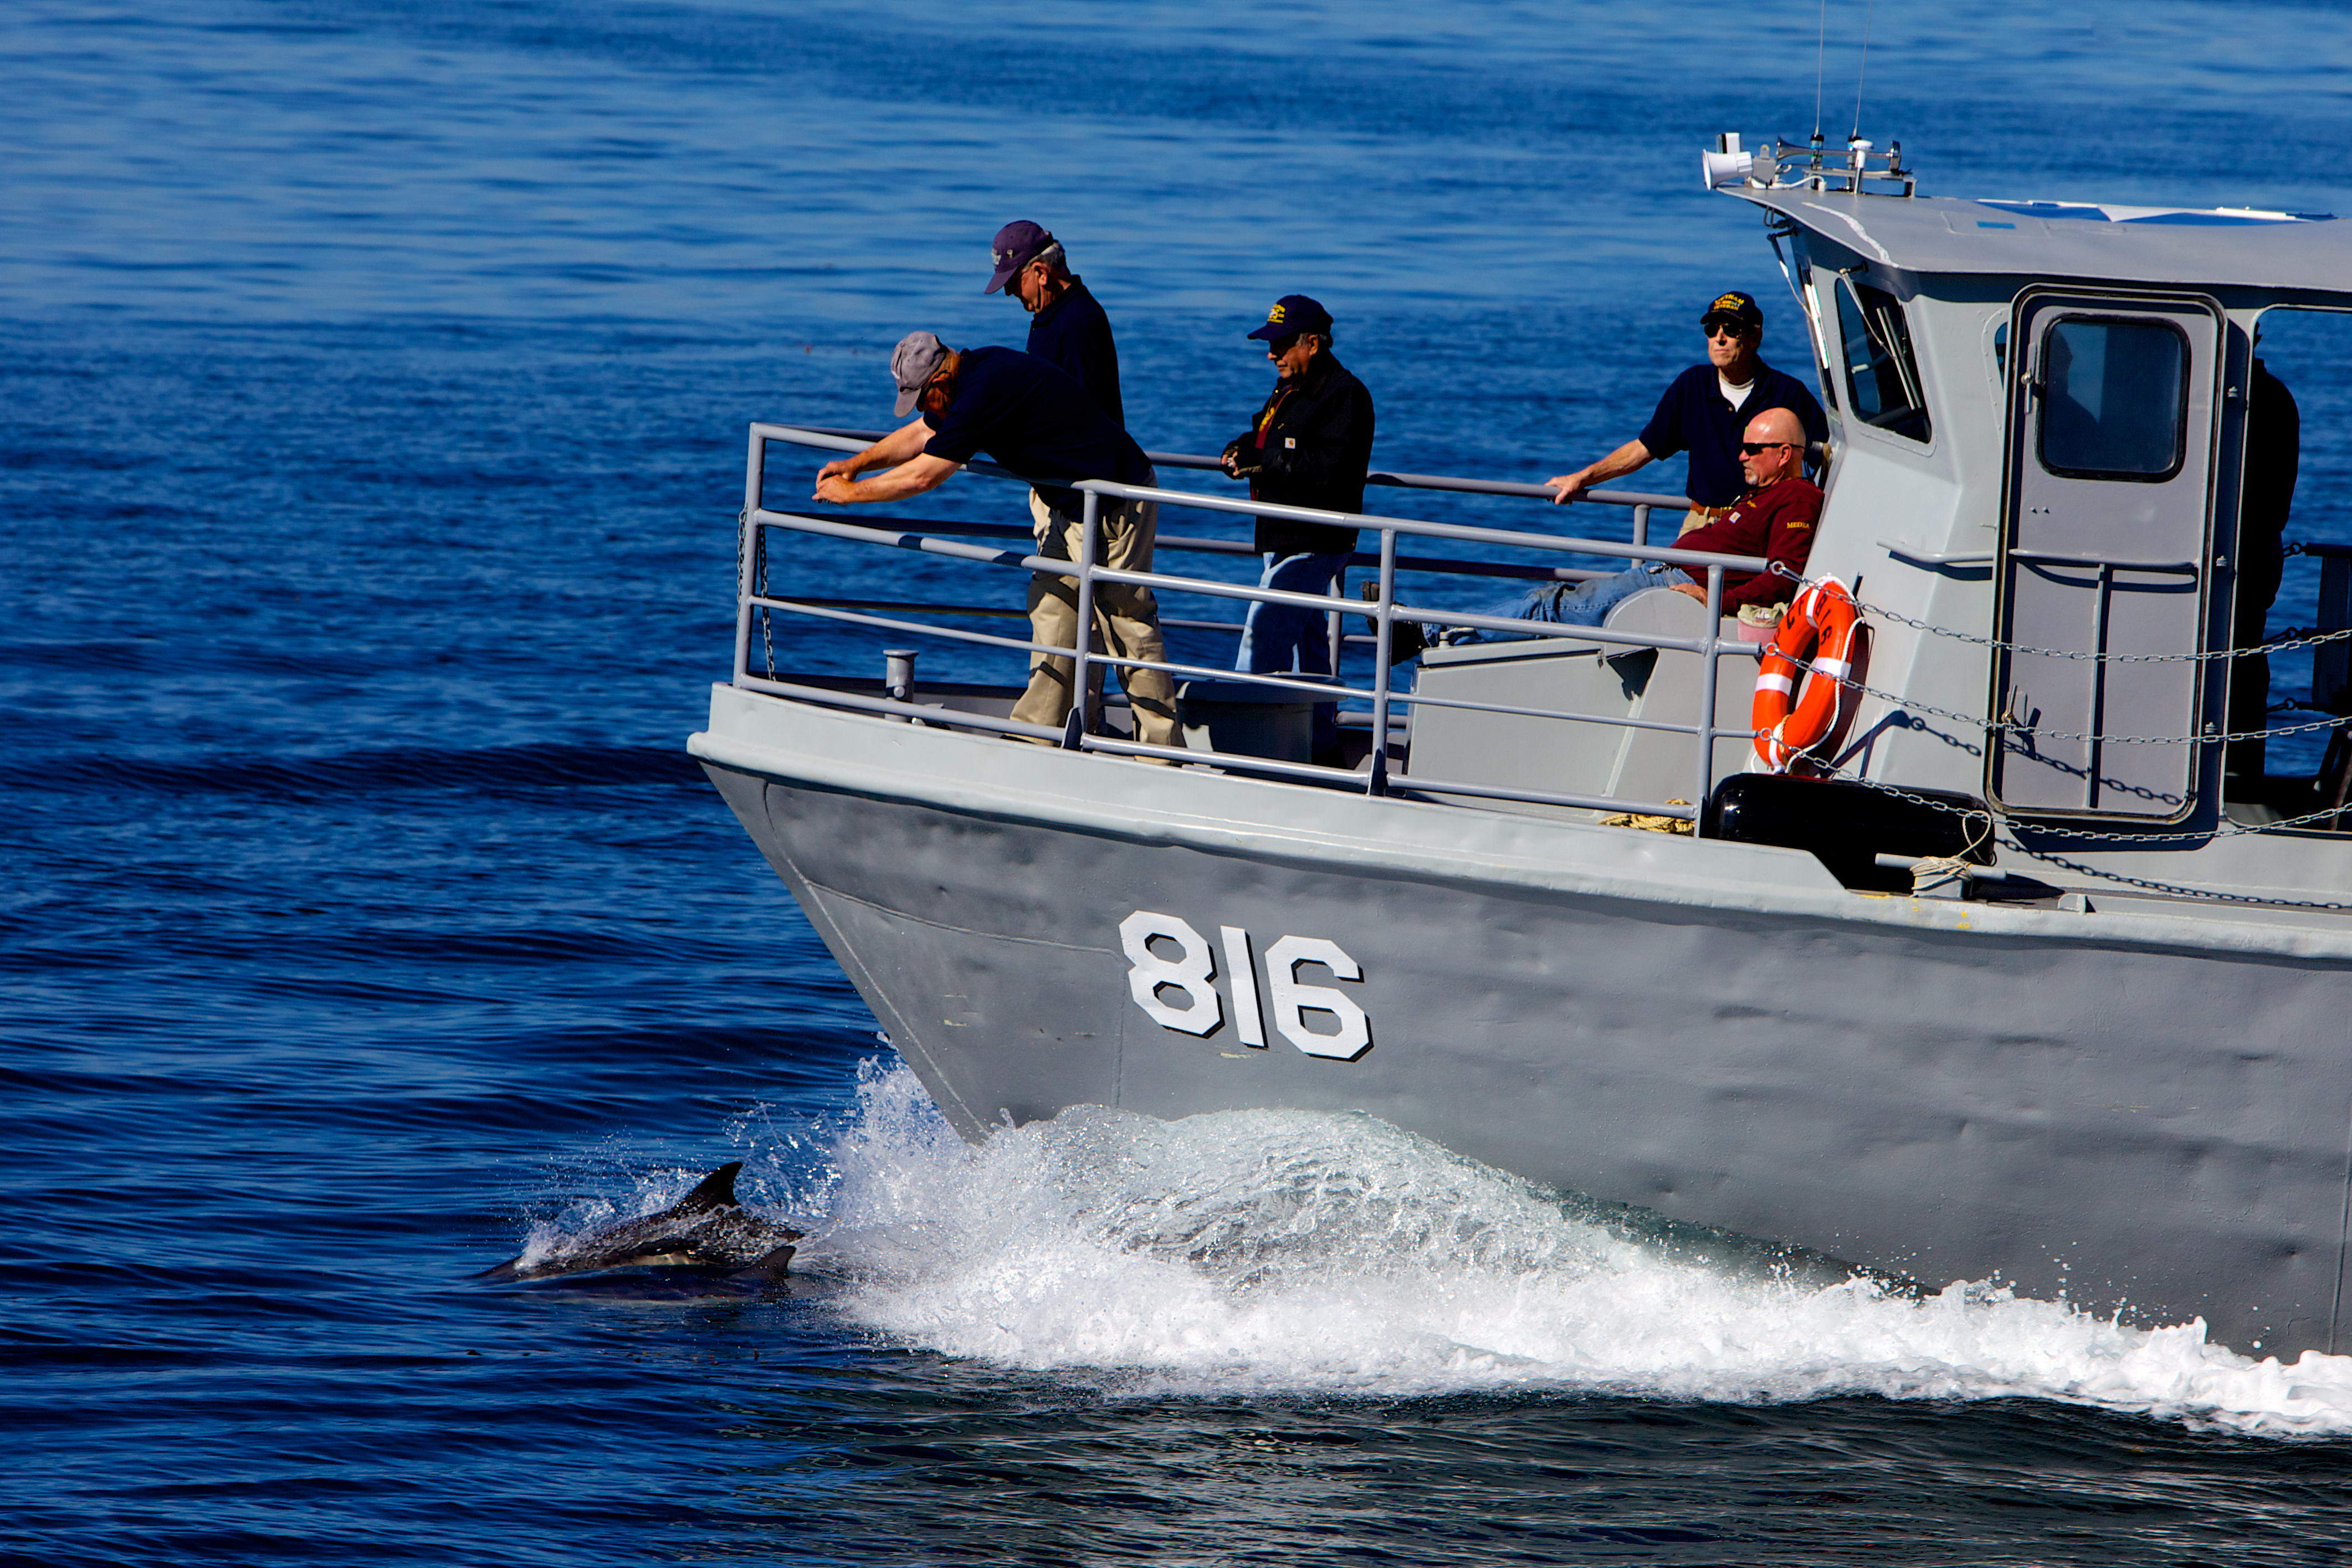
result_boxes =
[1247,294,1334,341]
[1701,290,1762,330]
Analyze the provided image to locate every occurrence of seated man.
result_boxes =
[1442,407,1821,639]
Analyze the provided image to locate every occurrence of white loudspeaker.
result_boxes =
[1701,149,1757,190]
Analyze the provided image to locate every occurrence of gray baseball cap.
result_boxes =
[891,330,950,417]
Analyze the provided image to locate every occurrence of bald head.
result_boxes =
[1739,407,1807,489]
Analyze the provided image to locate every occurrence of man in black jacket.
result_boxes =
[1219,295,1375,765]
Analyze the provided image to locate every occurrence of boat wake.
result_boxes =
[776,1063,2352,1435]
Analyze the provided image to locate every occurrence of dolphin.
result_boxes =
[504,1244,807,1301]
[479,1161,802,1283]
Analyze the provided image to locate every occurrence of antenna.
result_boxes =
[1812,0,1827,142]
[1851,0,1876,143]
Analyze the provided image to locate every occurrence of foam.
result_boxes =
[791,1063,2352,1435]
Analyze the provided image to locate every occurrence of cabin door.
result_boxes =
[1990,290,2223,818]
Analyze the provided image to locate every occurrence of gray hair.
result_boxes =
[1032,241,1070,279]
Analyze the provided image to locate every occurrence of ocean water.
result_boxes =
[10,1,2352,1562]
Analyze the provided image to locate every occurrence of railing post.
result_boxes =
[1326,562,1345,676]
[733,427,764,685]
[1632,502,1650,556]
[1072,488,1101,739]
[1368,527,1398,796]
[1695,563,1724,822]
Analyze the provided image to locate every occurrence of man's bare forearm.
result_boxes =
[819,417,934,481]
[1545,439,1654,503]
[813,451,960,505]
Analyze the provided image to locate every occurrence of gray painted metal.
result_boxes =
[694,685,2352,1357]
[1410,589,1757,812]
[1992,290,2224,817]
[1738,187,2352,295]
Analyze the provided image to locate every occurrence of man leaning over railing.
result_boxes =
[812,331,1185,752]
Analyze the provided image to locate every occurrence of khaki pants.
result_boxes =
[1009,484,1185,751]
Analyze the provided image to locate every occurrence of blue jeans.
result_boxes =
[1466,561,1674,638]
[1234,550,1350,755]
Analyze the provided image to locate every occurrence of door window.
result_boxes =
[2036,317,2189,480]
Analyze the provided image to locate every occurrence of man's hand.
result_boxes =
[1545,470,1590,505]
[816,458,858,484]
[1668,579,1709,604]
[814,472,861,504]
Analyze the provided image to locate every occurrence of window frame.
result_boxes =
[1832,274,1934,445]
[2031,312,2193,485]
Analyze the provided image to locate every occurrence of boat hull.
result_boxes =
[694,684,2352,1358]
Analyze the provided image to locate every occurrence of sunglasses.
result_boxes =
[1705,321,1751,340]
[1740,440,1796,455]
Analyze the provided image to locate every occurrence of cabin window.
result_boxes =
[2036,316,2189,481]
[1835,277,1932,443]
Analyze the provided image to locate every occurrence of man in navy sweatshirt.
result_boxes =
[1545,290,1827,527]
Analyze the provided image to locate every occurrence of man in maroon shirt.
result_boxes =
[1472,406,1819,633]
[1653,405,1821,614]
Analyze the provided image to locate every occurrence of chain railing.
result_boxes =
[737,423,1762,823]
[1773,560,2352,665]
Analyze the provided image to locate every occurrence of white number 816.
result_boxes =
[1116,910,1371,1061]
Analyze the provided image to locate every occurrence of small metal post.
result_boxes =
[1631,503,1651,553]
[1326,563,1345,676]
[884,648,918,720]
[733,431,765,685]
[2088,561,2114,812]
[1694,564,1724,819]
[1072,489,1101,740]
[1368,528,1398,796]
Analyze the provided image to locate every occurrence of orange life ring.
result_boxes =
[1751,577,1861,772]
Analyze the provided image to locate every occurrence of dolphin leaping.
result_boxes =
[479,1161,803,1283]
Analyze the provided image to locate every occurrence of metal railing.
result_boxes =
[735,423,1769,823]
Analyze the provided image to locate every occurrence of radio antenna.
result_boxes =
[1812,0,1828,141]
[1851,0,1875,142]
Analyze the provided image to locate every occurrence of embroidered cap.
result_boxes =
[1248,294,1334,341]
[1701,290,1763,330]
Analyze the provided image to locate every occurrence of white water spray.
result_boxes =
[786,1064,2352,1434]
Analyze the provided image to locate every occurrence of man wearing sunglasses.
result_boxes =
[1545,291,1827,524]
[1218,294,1376,767]
[1438,406,1820,635]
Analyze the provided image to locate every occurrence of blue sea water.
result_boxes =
[11,1,2352,1562]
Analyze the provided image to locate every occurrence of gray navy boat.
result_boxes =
[695,136,2352,1358]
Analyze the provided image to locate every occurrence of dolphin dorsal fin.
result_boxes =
[674,1160,742,1214]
